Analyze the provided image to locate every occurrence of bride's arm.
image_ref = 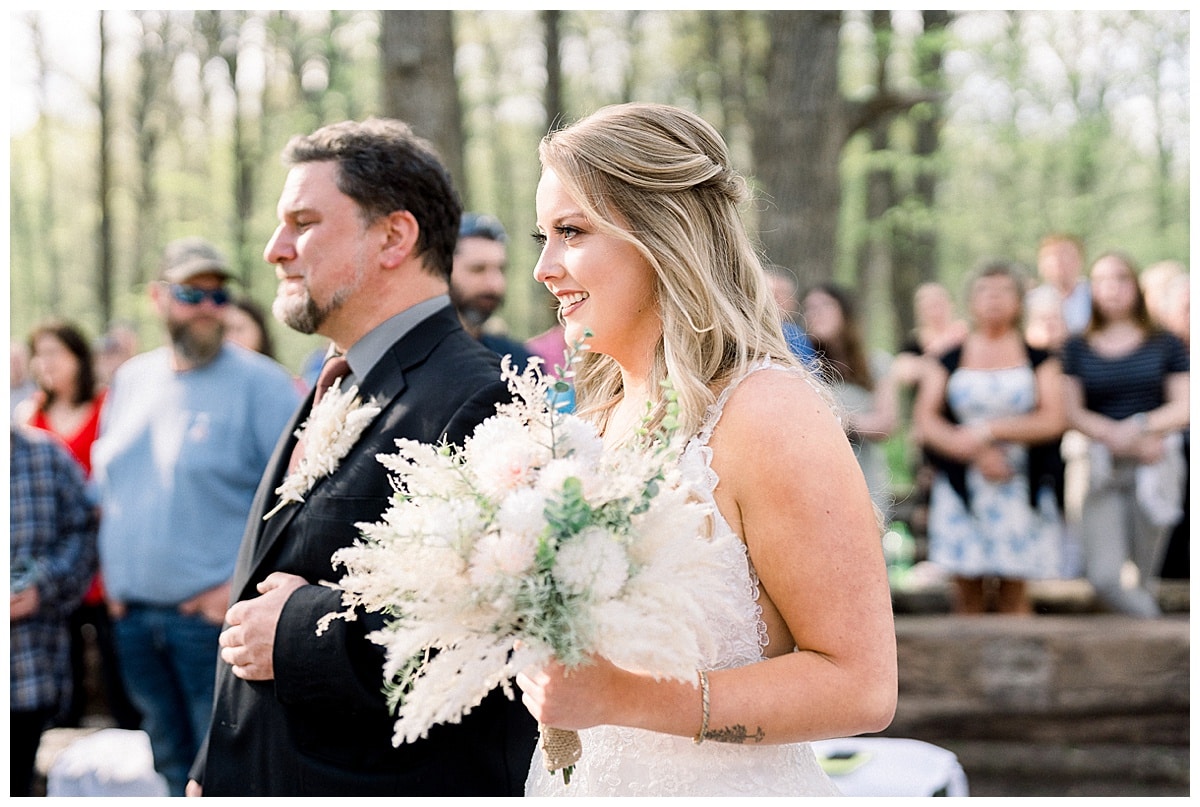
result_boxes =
[704,370,897,743]
[517,371,897,744]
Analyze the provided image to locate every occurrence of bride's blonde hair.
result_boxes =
[538,102,802,439]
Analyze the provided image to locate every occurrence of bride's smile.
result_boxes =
[533,169,662,369]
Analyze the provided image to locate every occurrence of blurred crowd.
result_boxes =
[786,234,1189,618]
[8,225,1189,793]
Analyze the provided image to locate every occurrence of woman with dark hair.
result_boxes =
[20,320,102,469]
[225,297,277,360]
[801,282,899,522]
[1062,252,1189,617]
[19,319,141,730]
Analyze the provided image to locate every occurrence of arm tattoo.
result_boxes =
[705,724,766,744]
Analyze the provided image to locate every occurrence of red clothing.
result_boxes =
[27,388,106,604]
[28,389,106,476]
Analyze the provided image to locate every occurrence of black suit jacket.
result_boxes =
[192,306,538,796]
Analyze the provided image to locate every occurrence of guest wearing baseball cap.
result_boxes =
[90,237,301,795]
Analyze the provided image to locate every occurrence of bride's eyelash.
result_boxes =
[531,225,582,247]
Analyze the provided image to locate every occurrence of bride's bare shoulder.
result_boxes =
[715,366,843,442]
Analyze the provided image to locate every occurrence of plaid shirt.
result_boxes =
[10,426,98,712]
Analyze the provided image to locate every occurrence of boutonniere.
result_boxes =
[263,378,382,520]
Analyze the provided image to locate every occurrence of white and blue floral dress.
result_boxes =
[927,365,1061,579]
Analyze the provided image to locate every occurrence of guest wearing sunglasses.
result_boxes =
[91,237,301,795]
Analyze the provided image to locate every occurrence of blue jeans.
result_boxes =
[112,605,222,796]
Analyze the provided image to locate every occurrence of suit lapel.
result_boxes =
[231,390,313,596]
[237,307,461,588]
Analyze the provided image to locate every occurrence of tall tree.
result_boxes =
[542,10,564,132]
[753,11,936,291]
[130,11,180,288]
[380,11,465,195]
[856,11,899,339]
[196,11,266,287]
[29,14,62,312]
[96,11,115,327]
[752,12,844,288]
[891,10,950,345]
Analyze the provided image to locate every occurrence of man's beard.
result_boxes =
[273,266,363,335]
[274,290,328,335]
[168,317,224,367]
[450,291,502,331]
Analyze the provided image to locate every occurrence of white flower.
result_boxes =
[465,416,552,498]
[495,487,550,538]
[264,379,382,520]
[541,415,604,466]
[551,526,629,601]
[468,528,539,585]
[535,458,591,499]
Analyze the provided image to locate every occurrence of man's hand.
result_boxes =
[179,581,232,625]
[218,572,307,681]
[185,780,202,797]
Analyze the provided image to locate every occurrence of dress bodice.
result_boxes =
[525,361,841,796]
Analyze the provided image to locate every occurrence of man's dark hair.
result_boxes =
[282,118,462,281]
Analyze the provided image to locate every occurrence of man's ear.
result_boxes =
[379,210,420,270]
[148,281,168,317]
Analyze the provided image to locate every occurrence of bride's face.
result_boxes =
[532,169,661,368]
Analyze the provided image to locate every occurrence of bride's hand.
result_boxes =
[516,654,625,730]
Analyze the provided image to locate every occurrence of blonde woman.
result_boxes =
[516,102,896,796]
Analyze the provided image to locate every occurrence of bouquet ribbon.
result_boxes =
[540,725,582,785]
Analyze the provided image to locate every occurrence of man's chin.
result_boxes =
[273,296,322,336]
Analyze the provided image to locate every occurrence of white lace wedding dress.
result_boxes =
[525,363,842,796]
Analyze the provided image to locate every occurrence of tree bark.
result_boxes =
[858,11,898,343]
[30,15,62,313]
[97,11,115,328]
[542,10,564,132]
[380,10,466,197]
[752,11,846,290]
[890,10,950,345]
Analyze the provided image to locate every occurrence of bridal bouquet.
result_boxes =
[319,353,727,783]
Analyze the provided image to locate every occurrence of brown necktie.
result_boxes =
[287,356,351,473]
[312,355,351,406]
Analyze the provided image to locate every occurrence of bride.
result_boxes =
[517,102,897,796]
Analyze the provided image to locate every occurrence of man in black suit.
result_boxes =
[188,118,538,796]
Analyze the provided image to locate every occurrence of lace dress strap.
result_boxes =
[687,358,818,470]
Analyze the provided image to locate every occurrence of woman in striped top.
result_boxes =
[1061,252,1190,617]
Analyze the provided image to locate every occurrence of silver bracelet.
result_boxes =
[693,669,710,745]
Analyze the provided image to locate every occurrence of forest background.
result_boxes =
[8,9,1191,376]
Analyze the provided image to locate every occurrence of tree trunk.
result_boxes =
[30,15,62,313]
[131,11,173,289]
[97,11,115,328]
[891,10,950,346]
[752,11,845,290]
[380,10,466,197]
[858,11,898,346]
[542,10,564,132]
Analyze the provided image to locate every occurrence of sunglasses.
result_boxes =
[168,284,231,307]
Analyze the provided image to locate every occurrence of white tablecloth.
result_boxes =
[46,728,170,797]
[812,737,970,797]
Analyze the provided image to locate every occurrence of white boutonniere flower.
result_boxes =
[263,378,382,520]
